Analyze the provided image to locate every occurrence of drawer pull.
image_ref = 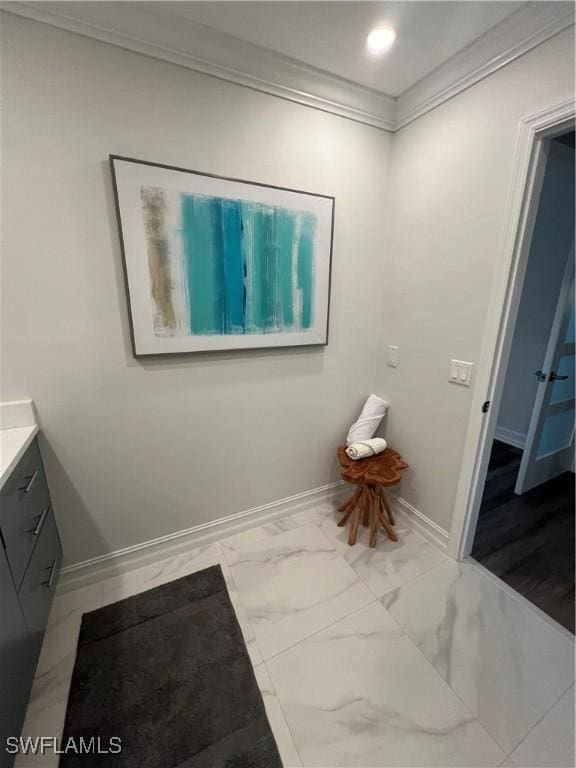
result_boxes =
[21,470,39,494]
[30,507,50,536]
[43,560,57,589]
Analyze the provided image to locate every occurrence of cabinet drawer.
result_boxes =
[18,509,62,639]
[0,439,51,588]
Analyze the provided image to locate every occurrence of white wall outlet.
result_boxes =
[449,359,474,386]
[388,345,399,368]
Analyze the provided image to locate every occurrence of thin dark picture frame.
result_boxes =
[109,154,335,358]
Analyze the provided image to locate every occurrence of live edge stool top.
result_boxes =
[336,446,409,547]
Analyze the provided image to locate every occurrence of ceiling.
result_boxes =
[164,1,526,97]
[6,1,573,131]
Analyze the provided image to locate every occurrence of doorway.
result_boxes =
[470,131,575,633]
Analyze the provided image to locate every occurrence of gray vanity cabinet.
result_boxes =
[0,546,38,761]
[0,437,62,767]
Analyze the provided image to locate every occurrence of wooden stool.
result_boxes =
[337,446,408,547]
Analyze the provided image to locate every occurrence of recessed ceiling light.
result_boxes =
[366,25,396,55]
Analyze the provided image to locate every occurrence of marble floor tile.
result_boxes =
[17,646,77,768]
[306,498,344,526]
[224,523,374,660]
[221,510,312,553]
[35,583,103,677]
[16,544,258,764]
[254,664,302,767]
[13,584,104,766]
[15,697,68,768]
[267,601,504,767]
[96,543,267,663]
[221,563,263,666]
[316,508,446,597]
[50,581,103,623]
[510,685,575,767]
[15,511,573,768]
[382,559,576,755]
[99,542,222,606]
[25,649,76,718]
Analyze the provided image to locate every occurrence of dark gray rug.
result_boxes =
[61,564,282,768]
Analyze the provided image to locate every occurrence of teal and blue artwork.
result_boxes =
[111,156,334,355]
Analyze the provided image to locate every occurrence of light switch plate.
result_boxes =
[449,359,474,386]
[388,345,399,368]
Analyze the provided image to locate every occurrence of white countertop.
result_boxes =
[0,425,39,489]
[0,400,39,490]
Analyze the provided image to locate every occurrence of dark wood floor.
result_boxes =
[471,440,575,633]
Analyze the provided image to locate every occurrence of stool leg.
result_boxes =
[378,495,398,542]
[348,504,362,546]
[380,490,396,526]
[338,505,354,528]
[362,490,370,527]
[347,486,367,545]
[338,486,359,513]
[369,489,379,548]
[338,487,361,525]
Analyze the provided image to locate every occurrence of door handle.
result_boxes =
[20,470,39,494]
[43,560,57,589]
[29,507,49,536]
[549,371,568,381]
[534,370,547,382]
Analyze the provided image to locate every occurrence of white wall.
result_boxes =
[497,139,574,441]
[1,14,391,565]
[2,13,574,563]
[375,26,575,532]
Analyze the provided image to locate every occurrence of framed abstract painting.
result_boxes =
[110,156,334,356]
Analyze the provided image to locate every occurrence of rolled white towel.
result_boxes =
[346,394,389,446]
[345,438,387,461]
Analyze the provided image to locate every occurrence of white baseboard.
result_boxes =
[494,426,526,450]
[58,481,449,593]
[392,496,450,554]
[58,480,348,593]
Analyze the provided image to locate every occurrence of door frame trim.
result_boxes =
[449,96,575,560]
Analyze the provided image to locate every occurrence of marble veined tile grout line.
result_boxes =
[381,562,575,759]
[221,505,444,669]
[504,681,575,760]
[365,548,449,600]
[53,508,451,705]
[377,581,509,758]
[218,515,392,762]
[220,557,267,667]
[34,509,568,765]
[310,504,451,600]
[49,508,570,758]
[219,517,380,662]
[309,495,449,560]
[466,556,576,646]
[309,504,574,754]
[257,596,380,668]
[259,590,508,766]
[256,660,306,768]
[219,512,382,767]
[25,521,401,760]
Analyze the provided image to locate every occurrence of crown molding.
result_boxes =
[395,3,575,130]
[0,1,396,131]
[1,2,574,134]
